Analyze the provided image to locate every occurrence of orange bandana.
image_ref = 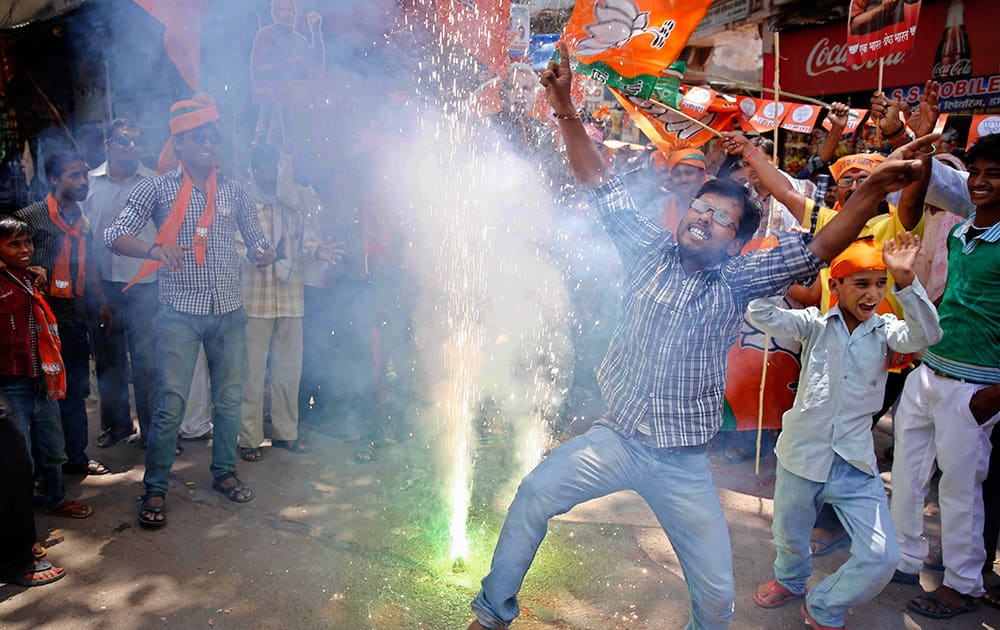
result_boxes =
[830,238,885,279]
[45,193,86,299]
[829,153,885,183]
[125,165,217,291]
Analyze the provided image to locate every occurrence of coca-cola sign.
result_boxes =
[805,37,908,77]
[933,58,973,80]
[771,0,998,97]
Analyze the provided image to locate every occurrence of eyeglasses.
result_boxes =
[184,128,222,146]
[837,176,868,188]
[110,134,140,147]
[689,197,737,230]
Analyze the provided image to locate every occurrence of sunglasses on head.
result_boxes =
[184,128,222,146]
[689,197,737,230]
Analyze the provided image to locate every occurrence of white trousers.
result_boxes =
[239,316,303,447]
[890,363,1000,596]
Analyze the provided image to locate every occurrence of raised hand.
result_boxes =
[901,80,941,138]
[826,102,850,129]
[540,41,575,117]
[721,131,754,157]
[882,231,921,288]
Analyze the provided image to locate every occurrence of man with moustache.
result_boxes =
[106,94,274,528]
[467,44,937,630]
[17,150,111,477]
[85,119,158,448]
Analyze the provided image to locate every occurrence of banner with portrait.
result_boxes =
[846,0,922,65]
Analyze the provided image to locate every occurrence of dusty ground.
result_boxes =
[1,414,998,630]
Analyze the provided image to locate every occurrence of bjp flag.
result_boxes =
[720,236,803,432]
[134,0,208,90]
[780,103,822,134]
[738,97,789,134]
[561,0,713,100]
[966,114,1000,150]
[613,82,737,150]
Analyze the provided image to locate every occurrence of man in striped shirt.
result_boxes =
[468,45,937,630]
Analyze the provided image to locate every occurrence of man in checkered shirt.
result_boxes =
[467,45,938,630]
[105,95,274,528]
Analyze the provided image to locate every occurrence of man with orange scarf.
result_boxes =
[16,149,111,478]
[105,94,274,528]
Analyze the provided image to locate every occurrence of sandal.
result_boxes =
[212,474,255,503]
[753,579,805,609]
[62,459,111,476]
[801,602,843,629]
[97,429,135,448]
[137,493,167,529]
[354,442,375,464]
[240,447,264,462]
[271,439,311,454]
[810,533,850,557]
[14,559,65,587]
[44,500,93,519]
[907,588,978,620]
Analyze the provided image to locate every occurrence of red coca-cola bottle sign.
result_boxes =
[932,0,972,81]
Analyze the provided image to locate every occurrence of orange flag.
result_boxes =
[780,103,822,134]
[612,86,737,150]
[134,0,207,90]
[966,114,1000,149]
[561,0,713,100]
[822,107,868,134]
[737,97,789,133]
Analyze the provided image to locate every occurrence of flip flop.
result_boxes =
[801,602,843,629]
[62,460,111,476]
[271,439,311,454]
[44,500,93,519]
[907,590,978,620]
[14,559,65,587]
[810,534,850,557]
[753,579,805,609]
[97,429,135,448]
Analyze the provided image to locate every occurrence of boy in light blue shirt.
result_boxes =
[746,233,942,629]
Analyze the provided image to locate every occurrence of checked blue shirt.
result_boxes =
[592,177,822,448]
[104,167,270,316]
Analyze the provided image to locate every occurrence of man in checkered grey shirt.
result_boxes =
[468,45,937,630]
[105,95,274,528]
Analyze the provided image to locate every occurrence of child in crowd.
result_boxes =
[747,234,941,629]
[0,215,92,519]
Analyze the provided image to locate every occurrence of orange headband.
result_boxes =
[168,93,220,136]
[830,239,885,279]
[829,153,885,182]
[667,148,707,171]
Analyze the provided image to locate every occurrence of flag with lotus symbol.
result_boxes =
[611,64,738,150]
[560,0,713,100]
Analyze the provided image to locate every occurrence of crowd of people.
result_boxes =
[0,24,998,630]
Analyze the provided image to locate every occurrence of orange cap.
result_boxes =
[829,153,885,182]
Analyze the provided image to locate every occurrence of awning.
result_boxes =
[0,0,89,30]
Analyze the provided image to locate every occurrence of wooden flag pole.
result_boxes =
[874,57,886,144]
[647,97,725,138]
[690,72,834,109]
[754,31,781,477]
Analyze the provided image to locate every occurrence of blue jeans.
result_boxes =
[471,425,734,629]
[772,457,899,627]
[0,376,66,507]
[58,323,91,467]
[143,306,247,496]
